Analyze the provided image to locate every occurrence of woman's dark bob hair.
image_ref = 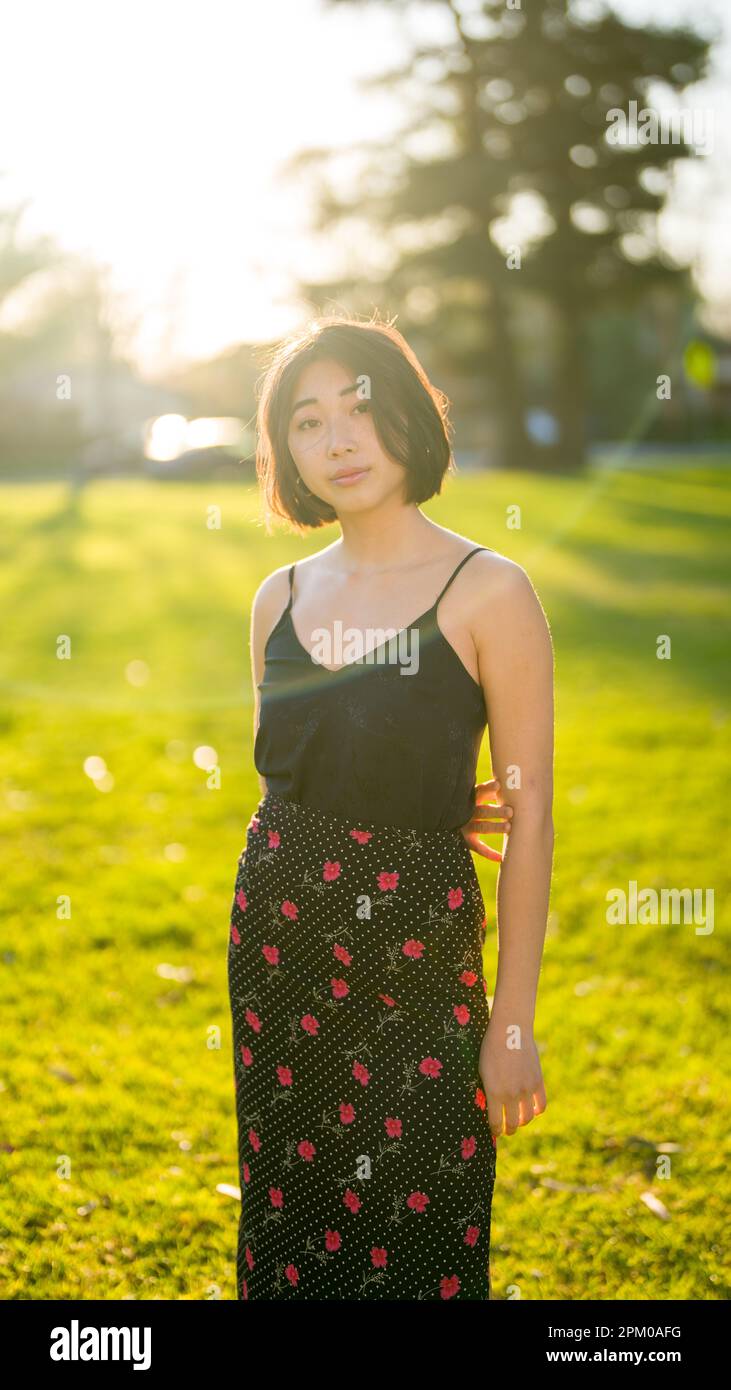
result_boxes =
[254,311,456,533]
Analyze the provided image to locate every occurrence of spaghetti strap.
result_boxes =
[281,547,489,628]
[433,545,491,607]
[284,562,296,612]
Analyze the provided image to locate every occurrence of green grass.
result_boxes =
[0,460,729,1300]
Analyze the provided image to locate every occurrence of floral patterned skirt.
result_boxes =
[227,791,497,1301]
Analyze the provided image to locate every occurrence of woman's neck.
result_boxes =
[334,506,446,574]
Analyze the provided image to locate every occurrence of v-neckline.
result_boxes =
[266,544,492,692]
[286,603,437,675]
[280,605,484,697]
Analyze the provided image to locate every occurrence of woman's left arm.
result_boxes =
[474,557,555,1138]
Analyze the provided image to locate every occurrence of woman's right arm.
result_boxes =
[249,567,292,798]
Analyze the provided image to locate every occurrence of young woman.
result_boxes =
[228,314,554,1301]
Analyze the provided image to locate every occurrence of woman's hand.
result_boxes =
[460,778,513,861]
[479,1019,547,1138]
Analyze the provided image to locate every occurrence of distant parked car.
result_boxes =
[142,415,255,478]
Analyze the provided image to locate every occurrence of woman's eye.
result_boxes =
[295,403,368,431]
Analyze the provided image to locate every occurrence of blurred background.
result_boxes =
[1,0,730,480]
[1,0,729,1302]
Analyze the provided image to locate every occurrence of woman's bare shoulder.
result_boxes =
[434,525,515,573]
[251,544,339,619]
[441,531,525,589]
[464,546,552,643]
[252,562,292,615]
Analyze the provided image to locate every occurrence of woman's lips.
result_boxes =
[331,467,370,487]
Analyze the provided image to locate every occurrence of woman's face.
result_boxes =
[286,357,407,513]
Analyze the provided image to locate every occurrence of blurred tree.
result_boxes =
[287,0,711,470]
[0,199,65,375]
[0,202,152,479]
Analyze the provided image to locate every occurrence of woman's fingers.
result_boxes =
[519,1094,537,1126]
[462,831,503,862]
[469,811,512,841]
[487,1100,504,1138]
[461,781,513,859]
[489,1093,542,1136]
[474,778,502,805]
[473,781,513,828]
[471,805,512,829]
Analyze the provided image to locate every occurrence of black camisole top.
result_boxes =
[253,545,493,832]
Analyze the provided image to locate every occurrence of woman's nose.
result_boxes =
[326,429,355,455]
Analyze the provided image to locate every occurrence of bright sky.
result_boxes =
[1,0,729,376]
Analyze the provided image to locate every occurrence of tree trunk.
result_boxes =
[488,286,535,471]
[550,304,588,473]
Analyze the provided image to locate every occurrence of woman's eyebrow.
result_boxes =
[290,382,360,418]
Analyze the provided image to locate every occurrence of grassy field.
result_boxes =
[0,459,729,1300]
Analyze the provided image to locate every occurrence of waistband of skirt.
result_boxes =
[252,791,464,844]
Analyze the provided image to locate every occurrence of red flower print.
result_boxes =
[371,1248,388,1269]
[349,828,372,844]
[453,1004,470,1025]
[262,943,280,965]
[269,1188,284,1208]
[285,1264,299,1286]
[242,1278,248,1299]
[333,943,352,966]
[245,1008,262,1033]
[465,1226,480,1247]
[440,1275,460,1299]
[378,993,397,1007]
[406,1191,430,1213]
[230,921,241,946]
[418,1057,443,1079]
[248,815,260,833]
[343,1189,361,1213]
[475,1086,486,1110]
[460,970,478,987]
[339,1102,356,1125]
[301,1014,320,1036]
[402,939,425,959]
[352,1060,370,1086]
[323,860,341,881]
[248,1128,261,1153]
[377,870,399,892]
[448,886,464,910]
[236,889,248,912]
[242,1161,251,1184]
[297,1140,316,1161]
[331,977,349,1000]
[281,900,298,920]
[245,1244,254,1270]
[277,1065,293,1087]
[267,829,280,848]
[384,1117,402,1138]
[461,1136,477,1160]
[492,1133,498,1148]
[240,1045,253,1067]
[325,1229,341,1252]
